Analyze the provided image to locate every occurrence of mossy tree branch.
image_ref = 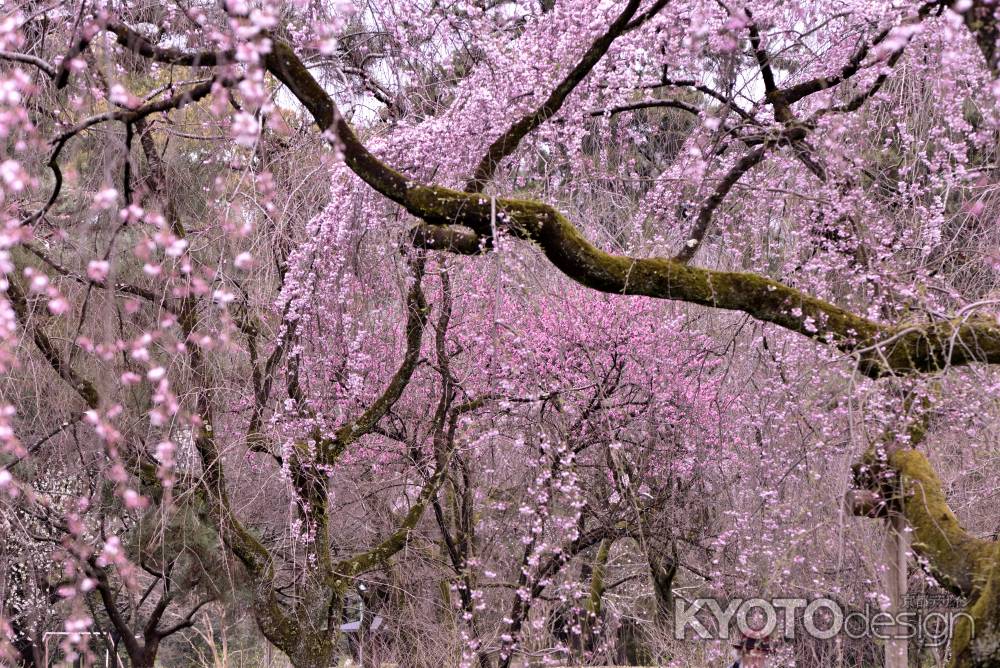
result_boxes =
[261,37,1000,379]
[101,24,1000,379]
[331,440,454,588]
[325,253,429,461]
[888,449,995,598]
[888,448,1000,666]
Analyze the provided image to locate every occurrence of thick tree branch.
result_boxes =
[747,13,792,123]
[889,448,995,598]
[331,447,451,585]
[464,0,651,192]
[0,51,55,77]
[589,97,701,117]
[674,143,769,263]
[328,254,428,458]
[867,443,1000,666]
[54,30,94,89]
[88,563,141,659]
[649,78,754,121]
[410,222,485,254]
[776,2,940,108]
[780,23,895,105]
[154,597,215,639]
[51,79,220,146]
[106,23,235,67]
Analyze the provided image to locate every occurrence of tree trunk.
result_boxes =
[129,641,160,668]
[884,512,908,668]
[289,644,336,668]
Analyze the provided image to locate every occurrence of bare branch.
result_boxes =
[0,51,55,77]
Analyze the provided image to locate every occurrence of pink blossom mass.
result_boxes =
[2,1,1000,667]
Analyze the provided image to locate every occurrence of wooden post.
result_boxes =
[884,512,908,668]
[742,649,768,668]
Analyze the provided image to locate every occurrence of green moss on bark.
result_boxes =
[892,449,994,597]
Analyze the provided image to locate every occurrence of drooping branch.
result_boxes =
[954,0,1000,76]
[332,274,467,590]
[20,77,225,228]
[328,253,429,458]
[21,242,178,313]
[7,273,100,409]
[6,413,82,469]
[498,524,618,668]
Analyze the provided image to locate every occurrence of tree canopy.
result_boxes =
[3,1,1000,666]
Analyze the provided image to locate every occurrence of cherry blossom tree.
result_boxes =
[4,1,1000,667]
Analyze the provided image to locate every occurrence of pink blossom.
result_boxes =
[93,187,118,209]
[234,251,253,269]
[231,112,260,147]
[86,260,109,282]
